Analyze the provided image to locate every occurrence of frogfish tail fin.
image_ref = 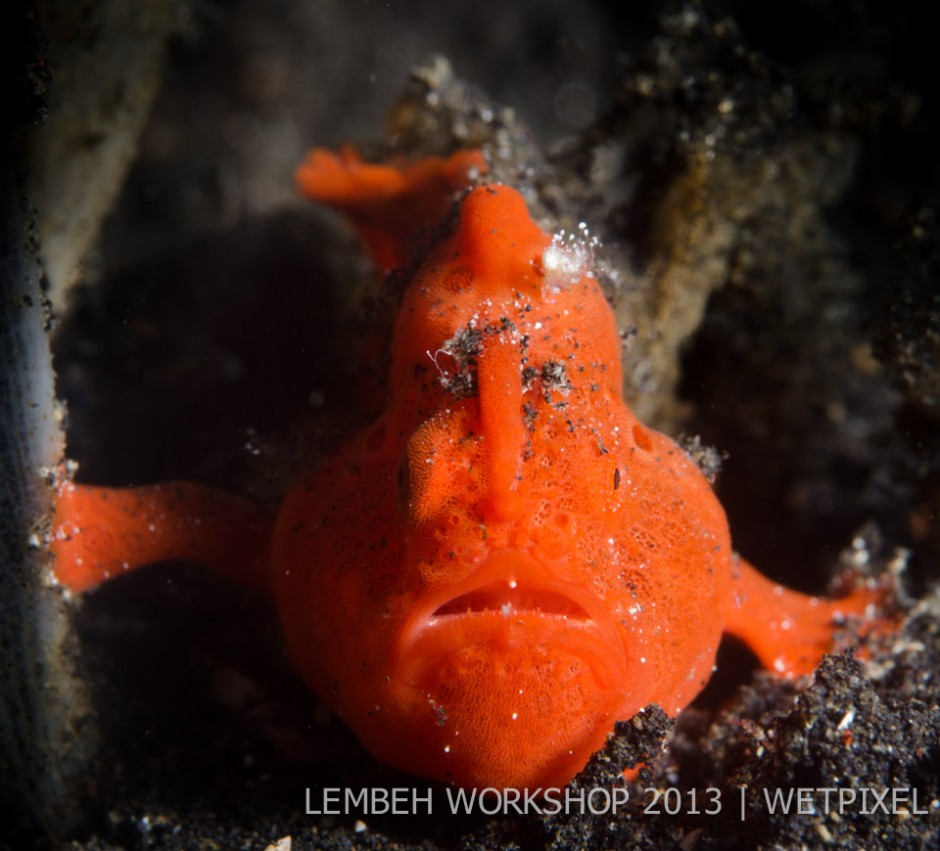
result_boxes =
[295,144,487,274]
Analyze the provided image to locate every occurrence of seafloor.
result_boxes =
[3,0,940,848]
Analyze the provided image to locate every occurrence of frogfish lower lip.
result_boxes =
[431,583,592,620]
[392,549,628,689]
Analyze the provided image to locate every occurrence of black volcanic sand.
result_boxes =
[9,1,940,848]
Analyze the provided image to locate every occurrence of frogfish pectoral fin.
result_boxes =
[723,555,893,678]
[51,481,275,595]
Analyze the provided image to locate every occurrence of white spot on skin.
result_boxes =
[541,226,600,293]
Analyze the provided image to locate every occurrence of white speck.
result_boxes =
[848,535,871,566]
[640,657,646,664]
[512,712,518,720]
[837,708,855,730]
[354,820,367,833]
[501,602,513,617]
[444,745,451,753]
[508,579,517,589]
[541,227,599,293]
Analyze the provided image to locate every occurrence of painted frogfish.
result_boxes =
[50,143,887,791]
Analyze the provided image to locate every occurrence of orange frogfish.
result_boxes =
[50,143,886,791]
